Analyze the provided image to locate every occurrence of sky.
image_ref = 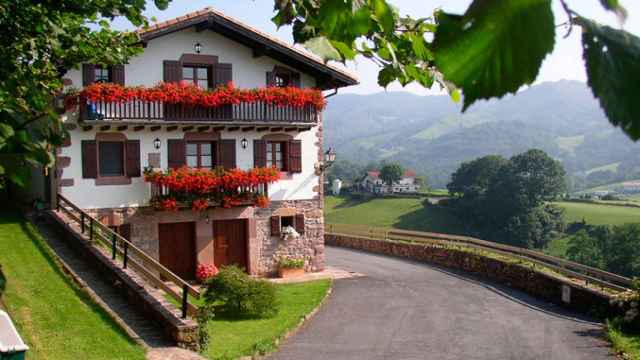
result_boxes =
[112,0,640,95]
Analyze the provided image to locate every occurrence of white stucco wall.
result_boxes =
[64,28,316,89]
[59,127,320,209]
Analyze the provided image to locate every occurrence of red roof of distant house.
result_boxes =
[367,171,380,179]
[366,170,416,179]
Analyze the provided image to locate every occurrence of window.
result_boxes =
[99,142,124,177]
[281,216,294,228]
[274,73,291,88]
[186,142,214,168]
[182,66,210,89]
[266,141,285,170]
[95,66,111,83]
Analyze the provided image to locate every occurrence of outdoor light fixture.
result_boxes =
[54,94,66,114]
[153,138,161,150]
[241,138,248,149]
[194,42,202,54]
[315,148,336,174]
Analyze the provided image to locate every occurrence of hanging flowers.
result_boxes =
[80,81,326,111]
[145,166,279,212]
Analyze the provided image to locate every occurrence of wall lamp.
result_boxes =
[241,138,248,149]
[194,42,202,54]
[315,148,336,174]
[153,138,161,150]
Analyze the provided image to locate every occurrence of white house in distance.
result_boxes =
[56,7,358,279]
[360,170,420,194]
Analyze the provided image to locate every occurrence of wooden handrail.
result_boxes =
[325,223,633,292]
[56,194,201,317]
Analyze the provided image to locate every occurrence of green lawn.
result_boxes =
[0,211,145,360]
[552,201,640,225]
[607,320,640,360]
[325,196,465,234]
[204,279,331,360]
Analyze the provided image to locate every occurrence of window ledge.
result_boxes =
[95,176,132,186]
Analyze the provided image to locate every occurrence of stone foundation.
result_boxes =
[84,198,324,276]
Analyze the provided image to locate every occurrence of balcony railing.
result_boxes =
[149,182,269,208]
[80,100,318,123]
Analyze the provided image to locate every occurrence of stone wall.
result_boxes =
[326,234,616,317]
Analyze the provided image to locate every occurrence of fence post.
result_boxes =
[123,242,128,269]
[81,213,85,233]
[89,219,93,241]
[112,233,117,260]
[182,284,188,319]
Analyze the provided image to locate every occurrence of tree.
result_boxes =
[273,0,640,141]
[0,0,171,188]
[414,176,427,191]
[447,155,508,199]
[379,163,404,186]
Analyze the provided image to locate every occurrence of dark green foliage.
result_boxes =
[379,163,404,186]
[203,265,279,319]
[448,155,508,198]
[196,304,215,353]
[0,263,5,297]
[566,224,640,278]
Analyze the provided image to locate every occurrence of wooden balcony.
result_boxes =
[80,99,318,124]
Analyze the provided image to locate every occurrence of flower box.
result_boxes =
[278,267,305,279]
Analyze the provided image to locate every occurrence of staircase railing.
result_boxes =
[56,194,200,318]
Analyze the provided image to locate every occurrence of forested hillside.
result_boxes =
[324,80,640,188]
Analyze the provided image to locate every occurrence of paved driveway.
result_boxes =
[271,246,611,360]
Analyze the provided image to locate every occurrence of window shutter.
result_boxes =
[168,139,186,169]
[266,72,275,87]
[82,64,95,86]
[112,65,125,85]
[253,140,267,168]
[270,216,281,236]
[214,63,233,87]
[291,73,301,88]
[289,140,302,173]
[118,223,131,241]
[125,140,141,177]
[163,60,182,83]
[295,214,305,235]
[81,140,97,178]
[220,139,236,170]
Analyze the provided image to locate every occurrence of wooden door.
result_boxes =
[158,222,196,280]
[213,219,248,270]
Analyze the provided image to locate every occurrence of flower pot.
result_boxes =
[278,267,305,279]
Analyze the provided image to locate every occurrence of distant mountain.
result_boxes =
[324,80,640,188]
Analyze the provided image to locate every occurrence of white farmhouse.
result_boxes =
[54,7,357,278]
[360,170,420,194]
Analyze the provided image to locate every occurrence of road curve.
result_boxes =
[270,246,611,360]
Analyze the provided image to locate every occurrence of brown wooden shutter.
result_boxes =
[125,140,141,177]
[291,73,301,88]
[289,140,302,173]
[270,216,281,236]
[168,139,186,169]
[118,223,131,241]
[253,140,267,167]
[81,140,97,178]
[163,60,182,83]
[82,64,95,86]
[112,65,125,85]
[214,63,232,87]
[294,214,305,235]
[266,72,275,87]
[220,139,236,170]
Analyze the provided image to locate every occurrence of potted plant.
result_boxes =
[281,225,300,242]
[277,257,305,278]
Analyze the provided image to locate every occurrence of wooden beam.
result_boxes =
[270,127,283,132]
[284,127,298,132]
[166,125,178,132]
[82,125,93,132]
[252,45,267,58]
[256,127,269,132]
[117,125,128,131]
[133,125,145,132]
[182,126,194,132]
[213,126,226,132]
[150,125,161,132]
[227,126,240,132]
[99,125,111,131]
[241,126,255,132]
[197,126,211,132]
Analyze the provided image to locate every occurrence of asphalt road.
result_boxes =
[271,246,611,360]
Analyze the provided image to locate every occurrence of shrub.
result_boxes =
[196,264,219,283]
[278,257,305,269]
[203,265,278,318]
[610,278,640,332]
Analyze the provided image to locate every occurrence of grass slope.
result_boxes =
[325,196,465,234]
[205,279,331,360]
[552,201,640,225]
[0,211,145,360]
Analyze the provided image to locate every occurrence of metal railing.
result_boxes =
[325,223,634,293]
[56,194,200,318]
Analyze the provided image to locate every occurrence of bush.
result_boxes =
[278,257,305,269]
[203,265,278,318]
[610,278,640,332]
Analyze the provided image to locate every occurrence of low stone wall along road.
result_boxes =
[270,246,611,360]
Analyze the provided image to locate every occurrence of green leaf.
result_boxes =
[330,40,357,60]
[408,33,432,61]
[304,36,342,61]
[371,0,395,34]
[598,0,627,22]
[577,17,640,140]
[378,65,399,87]
[0,124,14,141]
[433,0,555,111]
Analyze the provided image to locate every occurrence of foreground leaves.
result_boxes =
[433,0,555,110]
[577,17,640,140]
